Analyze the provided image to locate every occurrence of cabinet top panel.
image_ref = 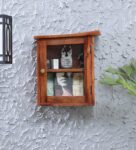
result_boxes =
[33,30,101,40]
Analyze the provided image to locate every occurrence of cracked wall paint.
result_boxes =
[0,0,136,150]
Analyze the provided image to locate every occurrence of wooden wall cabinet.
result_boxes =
[34,30,100,106]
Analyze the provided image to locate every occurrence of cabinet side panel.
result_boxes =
[37,40,47,105]
[84,37,92,105]
[90,37,95,105]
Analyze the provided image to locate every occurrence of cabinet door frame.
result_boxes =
[37,40,47,105]
[37,36,94,106]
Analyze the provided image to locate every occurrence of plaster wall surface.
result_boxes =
[0,0,136,150]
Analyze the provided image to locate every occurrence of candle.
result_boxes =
[51,59,59,69]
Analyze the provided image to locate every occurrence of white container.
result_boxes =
[51,59,59,69]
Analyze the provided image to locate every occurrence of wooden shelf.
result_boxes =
[47,68,84,73]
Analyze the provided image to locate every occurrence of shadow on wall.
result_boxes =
[29,105,95,126]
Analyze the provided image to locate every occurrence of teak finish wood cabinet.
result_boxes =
[34,30,101,106]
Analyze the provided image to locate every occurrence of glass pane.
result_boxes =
[47,44,84,69]
[6,18,9,24]
[0,56,3,61]
[72,73,84,96]
[47,72,84,96]
[47,73,54,96]
[0,24,3,55]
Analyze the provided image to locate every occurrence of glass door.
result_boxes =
[46,44,85,103]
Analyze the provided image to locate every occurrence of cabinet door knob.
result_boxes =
[40,68,45,74]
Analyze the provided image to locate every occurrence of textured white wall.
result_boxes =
[0,0,136,150]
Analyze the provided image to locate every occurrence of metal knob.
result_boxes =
[40,68,45,74]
